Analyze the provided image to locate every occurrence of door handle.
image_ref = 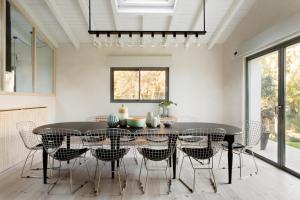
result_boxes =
[274,105,283,115]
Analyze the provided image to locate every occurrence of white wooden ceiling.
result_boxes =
[12,0,255,49]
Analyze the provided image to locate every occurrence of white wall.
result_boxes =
[56,44,224,123]
[0,94,56,122]
[222,0,300,126]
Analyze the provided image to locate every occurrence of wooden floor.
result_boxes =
[0,151,299,200]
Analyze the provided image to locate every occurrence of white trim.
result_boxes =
[208,0,245,50]
[105,55,172,67]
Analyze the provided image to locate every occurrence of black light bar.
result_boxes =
[88,30,206,38]
[88,0,207,37]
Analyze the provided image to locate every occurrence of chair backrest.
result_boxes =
[245,121,262,147]
[38,128,83,161]
[16,121,40,150]
[179,128,225,159]
[83,128,132,161]
[135,129,178,161]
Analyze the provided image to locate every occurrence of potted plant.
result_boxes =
[159,100,177,117]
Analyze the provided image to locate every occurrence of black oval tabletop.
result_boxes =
[33,121,241,136]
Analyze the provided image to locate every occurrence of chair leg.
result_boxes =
[209,168,217,193]
[164,161,172,194]
[178,156,195,193]
[21,150,42,178]
[85,159,91,181]
[138,157,144,193]
[94,159,99,182]
[144,170,149,193]
[47,161,62,194]
[178,155,186,179]
[95,162,102,195]
[21,150,32,178]
[69,159,88,194]
[29,150,37,170]
[133,147,138,165]
[123,160,127,177]
[218,147,224,168]
[239,152,242,179]
[119,158,127,194]
[117,168,124,195]
[251,151,258,175]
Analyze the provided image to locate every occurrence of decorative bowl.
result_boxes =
[127,117,146,128]
[163,121,173,128]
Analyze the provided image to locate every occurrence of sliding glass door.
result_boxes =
[285,42,300,173]
[248,51,279,162]
[247,38,300,177]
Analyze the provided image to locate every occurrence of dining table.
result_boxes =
[33,121,241,185]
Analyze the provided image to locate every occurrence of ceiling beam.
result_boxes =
[207,0,245,49]
[77,0,99,46]
[141,15,146,46]
[184,0,207,48]
[78,0,96,30]
[44,0,80,49]
[110,0,123,47]
[164,16,175,46]
[11,0,58,48]
[163,0,180,46]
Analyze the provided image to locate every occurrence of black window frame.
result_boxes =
[110,67,169,103]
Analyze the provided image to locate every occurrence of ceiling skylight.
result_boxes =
[116,0,177,14]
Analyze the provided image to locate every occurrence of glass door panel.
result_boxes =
[248,51,279,162]
[285,42,300,172]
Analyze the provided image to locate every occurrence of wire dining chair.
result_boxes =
[83,128,131,196]
[136,129,178,195]
[218,121,262,178]
[38,128,89,194]
[16,121,43,178]
[178,128,225,193]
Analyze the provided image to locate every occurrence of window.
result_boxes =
[115,0,177,14]
[111,67,169,102]
[35,33,54,94]
[2,1,54,95]
[4,2,33,93]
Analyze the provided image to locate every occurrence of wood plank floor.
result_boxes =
[0,151,299,200]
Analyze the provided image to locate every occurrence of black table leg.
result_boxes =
[172,149,177,179]
[67,135,70,164]
[227,138,234,184]
[43,148,48,184]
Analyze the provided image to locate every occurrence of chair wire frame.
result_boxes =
[218,120,262,178]
[136,129,178,195]
[38,128,89,194]
[120,134,139,165]
[178,128,226,193]
[16,121,43,178]
[83,128,131,196]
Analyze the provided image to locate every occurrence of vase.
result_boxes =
[146,112,154,127]
[118,104,128,127]
[162,107,169,117]
[151,116,159,127]
[107,114,119,128]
